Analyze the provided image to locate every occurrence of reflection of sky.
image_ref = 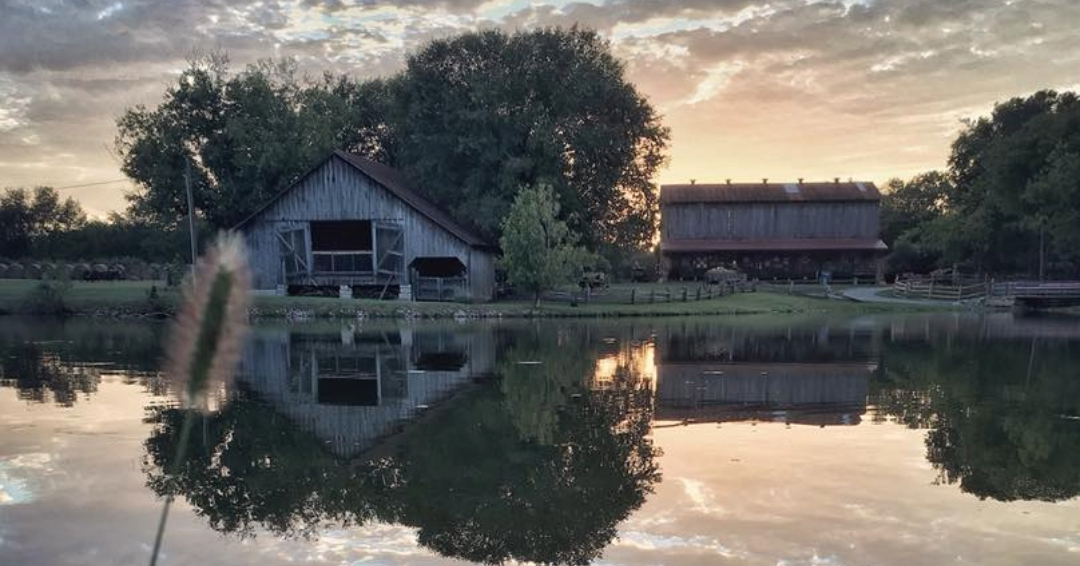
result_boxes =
[0,454,52,505]
[3,319,1080,566]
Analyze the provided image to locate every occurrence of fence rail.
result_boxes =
[989,281,1080,297]
[414,276,467,302]
[540,281,757,305]
[893,279,987,301]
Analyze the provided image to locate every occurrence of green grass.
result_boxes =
[0,278,946,319]
[0,279,177,315]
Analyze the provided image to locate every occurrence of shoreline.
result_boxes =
[0,279,960,320]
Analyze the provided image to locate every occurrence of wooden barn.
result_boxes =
[238,151,497,301]
[659,180,887,281]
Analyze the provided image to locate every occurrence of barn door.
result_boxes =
[276,227,312,285]
[374,221,404,286]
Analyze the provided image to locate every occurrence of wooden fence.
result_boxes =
[414,276,468,302]
[988,280,1080,298]
[893,278,987,301]
[542,281,757,305]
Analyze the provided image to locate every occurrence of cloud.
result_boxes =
[0,0,1079,209]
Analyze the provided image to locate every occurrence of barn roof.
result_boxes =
[660,181,881,204]
[236,151,493,250]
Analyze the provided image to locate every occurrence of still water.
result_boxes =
[1,313,1079,565]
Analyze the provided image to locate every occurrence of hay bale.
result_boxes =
[70,263,91,280]
[7,263,25,279]
[24,263,44,279]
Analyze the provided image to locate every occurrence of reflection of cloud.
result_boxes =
[678,477,726,516]
[615,531,744,558]
[255,523,434,562]
[776,554,847,566]
[0,453,53,505]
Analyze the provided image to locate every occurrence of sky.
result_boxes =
[1,0,1079,217]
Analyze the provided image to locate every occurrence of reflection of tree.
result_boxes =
[872,337,1080,501]
[0,342,97,406]
[143,331,660,564]
[143,390,375,538]
[0,319,167,405]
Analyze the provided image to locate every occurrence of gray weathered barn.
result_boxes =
[238,151,497,301]
[659,180,886,281]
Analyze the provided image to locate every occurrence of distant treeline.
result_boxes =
[881,90,1080,279]
[0,186,192,264]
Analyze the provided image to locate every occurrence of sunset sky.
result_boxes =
[1,0,1078,217]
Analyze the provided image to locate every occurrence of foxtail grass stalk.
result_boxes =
[149,233,250,566]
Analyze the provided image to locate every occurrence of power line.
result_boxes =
[50,179,131,191]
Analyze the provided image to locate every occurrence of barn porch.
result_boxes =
[661,238,886,281]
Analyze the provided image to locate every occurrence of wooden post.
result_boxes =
[631,288,636,304]
[696,288,701,301]
[649,290,655,303]
[682,288,688,302]
[928,279,934,299]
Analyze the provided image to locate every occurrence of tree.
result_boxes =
[879,172,952,247]
[390,27,668,248]
[940,90,1080,275]
[0,186,85,258]
[499,184,591,307]
[116,53,391,229]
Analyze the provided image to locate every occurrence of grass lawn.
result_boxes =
[0,278,945,318]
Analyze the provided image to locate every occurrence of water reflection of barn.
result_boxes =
[653,322,877,426]
[238,324,495,458]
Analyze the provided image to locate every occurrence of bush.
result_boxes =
[21,279,72,315]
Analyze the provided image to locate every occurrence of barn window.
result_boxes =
[310,221,373,274]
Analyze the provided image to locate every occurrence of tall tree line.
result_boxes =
[882,90,1080,278]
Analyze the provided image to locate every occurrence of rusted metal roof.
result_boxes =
[660,238,888,253]
[236,151,493,250]
[660,181,881,204]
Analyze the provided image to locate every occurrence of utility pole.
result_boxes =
[1039,222,1045,282]
[185,160,198,284]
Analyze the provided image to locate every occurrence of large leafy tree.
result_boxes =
[941,90,1080,274]
[116,53,391,228]
[0,186,85,258]
[391,27,668,248]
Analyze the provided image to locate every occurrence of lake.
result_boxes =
[2,312,1079,565]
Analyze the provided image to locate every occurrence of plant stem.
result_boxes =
[148,409,197,566]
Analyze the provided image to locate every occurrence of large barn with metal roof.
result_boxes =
[238,150,497,301]
[659,179,887,281]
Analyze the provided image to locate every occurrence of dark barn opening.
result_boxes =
[310,220,372,251]
[411,257,466,277]
[415,352,468,371]
[317,378,379,406]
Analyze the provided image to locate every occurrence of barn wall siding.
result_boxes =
[244,155,495,300]
[661,202,880,240]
